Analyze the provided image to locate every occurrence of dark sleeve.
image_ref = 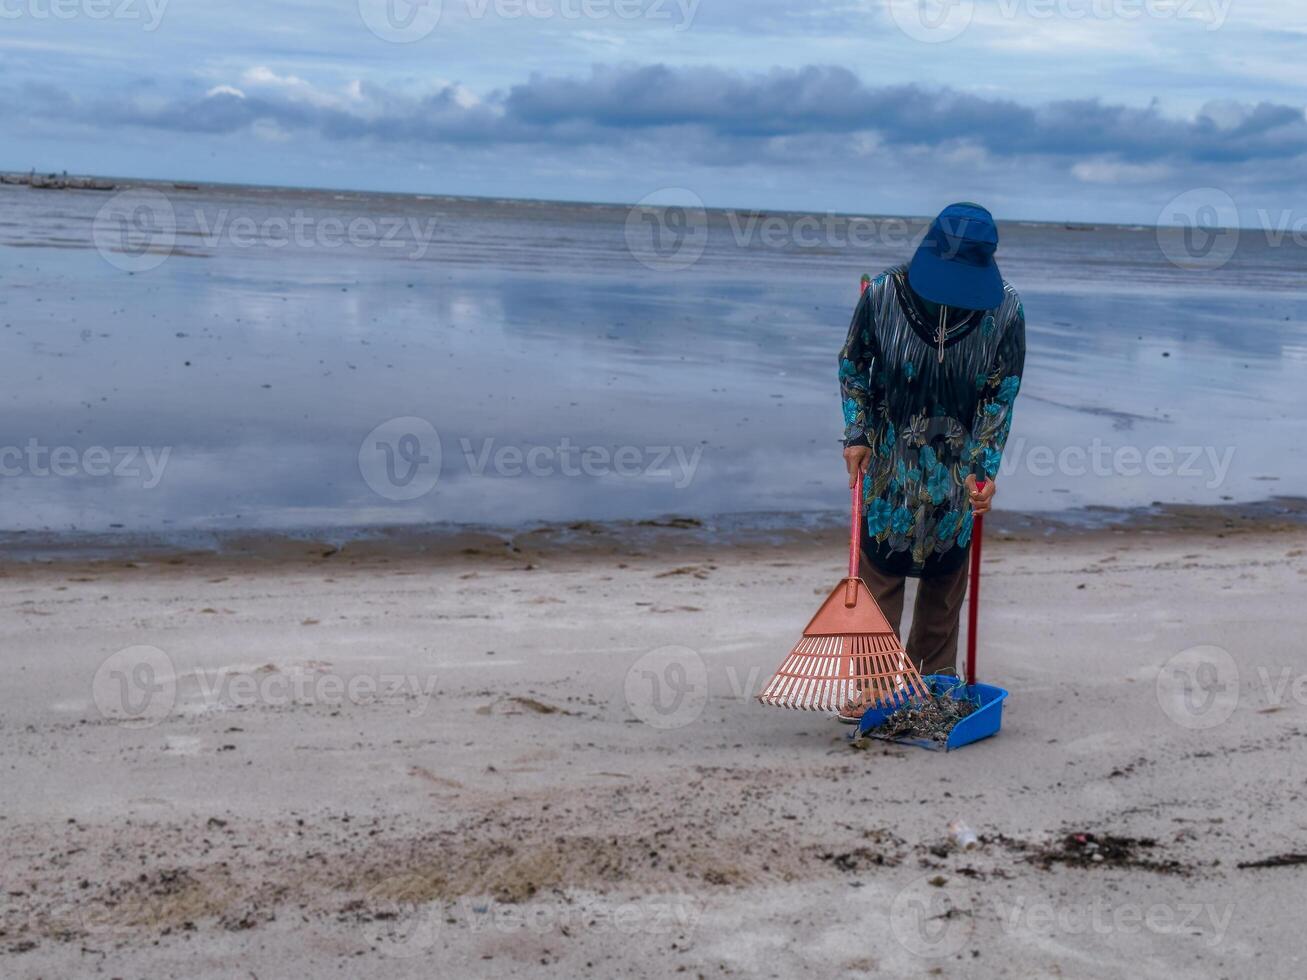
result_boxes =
[839,288,879,449]
[968,300,1026,482]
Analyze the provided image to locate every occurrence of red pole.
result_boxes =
[965,481,985,685]
[844,273,872,608]
[848,473,863,580]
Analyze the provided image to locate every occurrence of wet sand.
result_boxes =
[4,514,1307,978]
[4,494,1305,568]
[4,181,1306,535]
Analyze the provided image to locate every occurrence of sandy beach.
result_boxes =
[4,510,1306,979]
[8,1,1307,977]
[4,173,1305,980]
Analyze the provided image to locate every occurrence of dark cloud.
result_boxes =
[14,64,1307,168]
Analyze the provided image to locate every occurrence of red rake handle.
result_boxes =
[849,472,863,579]
[849,271,870,587]
[845,472,864,607]
[846,270,867,606]
[966,479,986,685]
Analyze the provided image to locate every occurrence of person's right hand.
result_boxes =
[843,445,871,488]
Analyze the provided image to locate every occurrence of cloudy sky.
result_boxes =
[2,0,1304,221]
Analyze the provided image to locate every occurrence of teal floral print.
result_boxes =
[866,497,894,535]
[957,510,975,548]
[890,506,914,535]
[842,397,861,427]
[936,509,962,540]
[879,421,897,457]
[839,264,1026,576]
[997,375,1021,404]
[927,466,951,506]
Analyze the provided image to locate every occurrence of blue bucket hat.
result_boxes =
[908,202,1003,310]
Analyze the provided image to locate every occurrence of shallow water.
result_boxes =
[1,181,1304,535]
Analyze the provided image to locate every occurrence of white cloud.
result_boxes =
[238,66,348,110]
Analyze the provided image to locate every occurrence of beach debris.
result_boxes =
[478,695,575,717]
[219,904,275,931]
[1030,833,1186,874]
[636,516,703,529]
[1236,853,1307,869]
[654,564,715,579]
[818,848,888,873]
[948,819,979,851]
[863,692,978,744]
[408,765,464,789]
[510,696,560,715]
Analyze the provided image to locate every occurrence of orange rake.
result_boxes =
[757,473,933,714]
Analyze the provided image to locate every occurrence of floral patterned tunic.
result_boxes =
[840,264,1026,578]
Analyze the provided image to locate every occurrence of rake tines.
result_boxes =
[757,578,931,713]
[757,473,932,716]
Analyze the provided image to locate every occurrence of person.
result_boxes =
[838,202,1025,719]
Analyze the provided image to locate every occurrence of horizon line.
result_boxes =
[0,164,1236,234]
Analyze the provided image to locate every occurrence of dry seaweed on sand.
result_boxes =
[864,690,980,743]
[983,832,1194,875]
[1236,853,1307,870]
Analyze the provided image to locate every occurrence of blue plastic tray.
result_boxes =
[852,674,1009,752]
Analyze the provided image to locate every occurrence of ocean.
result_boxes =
[1,179,1304,539]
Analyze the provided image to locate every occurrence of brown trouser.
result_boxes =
[859,551,970,678]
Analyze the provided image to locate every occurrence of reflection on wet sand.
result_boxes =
[1,181,1304,538]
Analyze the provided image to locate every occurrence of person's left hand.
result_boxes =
[964,474,996,516]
